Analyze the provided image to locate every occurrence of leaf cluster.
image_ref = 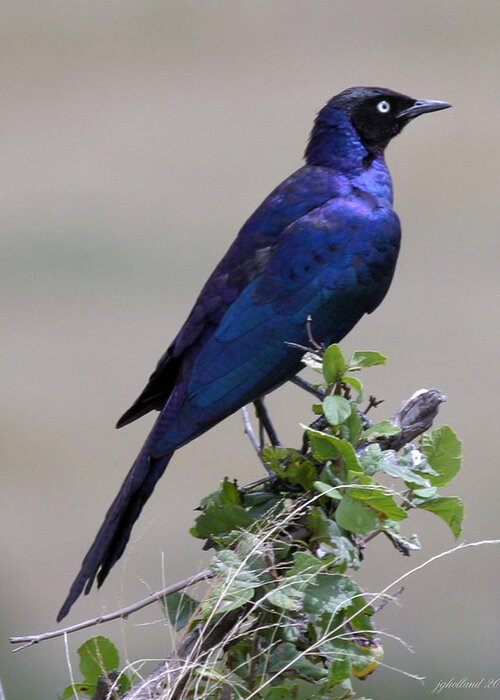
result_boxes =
[63,345,463,699]
[169,346,463,698]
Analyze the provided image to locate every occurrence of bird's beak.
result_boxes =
[397,99,452,120]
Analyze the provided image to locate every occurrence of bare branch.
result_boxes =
[291,375,326,399]
[364,394,384,413]
[9,570,212,652]
[385,388,447,450]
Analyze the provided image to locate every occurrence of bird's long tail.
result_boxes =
[57,446,173,621]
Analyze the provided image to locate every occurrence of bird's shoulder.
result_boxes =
[240,164,350,236]
[172,162,399,351]
[170,166,345,346]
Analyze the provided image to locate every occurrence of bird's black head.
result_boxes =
[333,86,450,150]
[305,86,451,166]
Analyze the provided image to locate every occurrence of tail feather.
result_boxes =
[57,448,173,622]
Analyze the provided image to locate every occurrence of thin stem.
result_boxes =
[365,394,384,413]
[241,405,275,474]
[284,341,315,353]
[290,375,326,399]
[241,406,261,455]
[305,315,323,351]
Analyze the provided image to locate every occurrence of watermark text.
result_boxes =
[432,678,500,694]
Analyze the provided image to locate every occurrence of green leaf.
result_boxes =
[78,636,119,685]
[328,678,354,698]
[319,536,361,573]
[62,682,96,698]
[118,673,132,694]
[372,448,431,487]
[416,496,464,538]
[267,585,304,611]
[202,579,255,615]
[191,503,252,538]
[345,469,371,484]
[305,427,360,471]
[303,574,364,615]
[328,657,352,685]
[421,425,462,486]
[276,457,318,490]
[241,491,277,508]
[351,640,384,679]
[398,444,438,476]
[263,447,319,489]
[268,552,324,610]
[335,493,378,535]
[268,643,328,681]
[242,490,281,519]
[347,486,408,521]
[263,686,298,700]
[323,395,352,426]
[349,350,387,368]
[412,486,438,499]
[318,462,342,487]
[273,540,292,565]
[220,478,242,504]
[323,344,347,383]
[322,637,379,684]
[361,420,401,440]
[307,507,341,540]
[163,591,199,631]
[288,551,325,578]
[314,481,342,499]
[203,550,260,614]
[341,407,363,444]
[209,549,254,578]
[235,531,274,578]
[307,509,361,570]
[359,443,387,475]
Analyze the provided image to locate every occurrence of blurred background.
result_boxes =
[1,1,500,698]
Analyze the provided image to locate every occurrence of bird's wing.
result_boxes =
[169,198,400,430]
[116,166,342,427]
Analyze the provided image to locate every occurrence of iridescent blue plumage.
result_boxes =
[58,86,450,620]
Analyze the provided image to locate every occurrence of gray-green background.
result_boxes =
[2,2,499,698]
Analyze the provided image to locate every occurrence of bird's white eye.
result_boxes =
[376,100,391,114]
